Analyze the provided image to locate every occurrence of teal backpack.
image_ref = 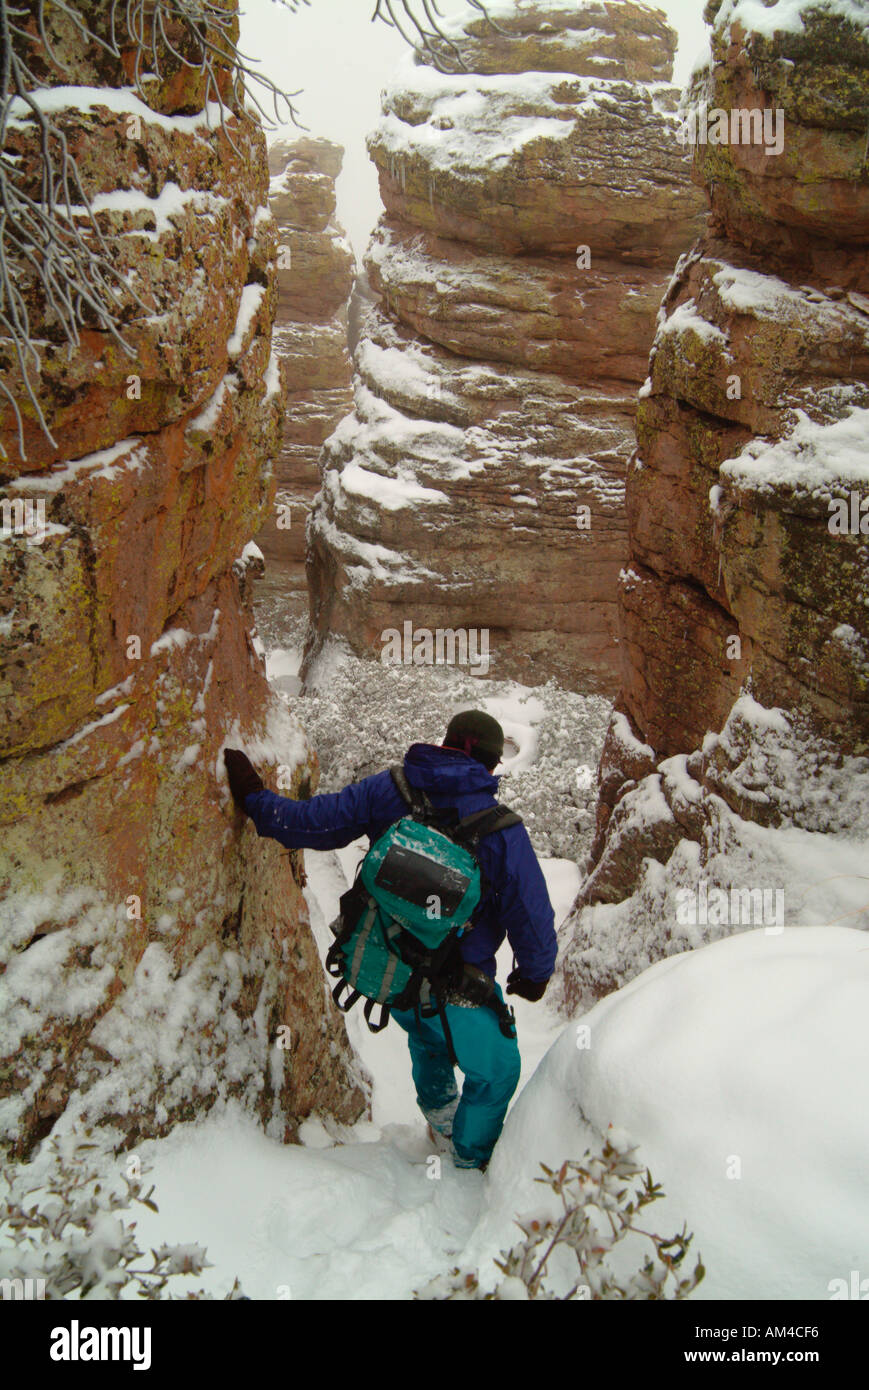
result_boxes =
[325,765,521,1062]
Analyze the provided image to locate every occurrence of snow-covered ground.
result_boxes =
[107,915,869,1302]
[116,849,579,1301]
[57,912,868,1302]
[120,637,596,1299]
[5,638,867,1302]
[469,923,869,1301]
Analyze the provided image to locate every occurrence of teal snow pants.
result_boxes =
[390,984,521,1168]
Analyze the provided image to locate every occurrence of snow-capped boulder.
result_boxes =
[470,925,869,1300]
[368,54,702,263]
[422,0,678,83]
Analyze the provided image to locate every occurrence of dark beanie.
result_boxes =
[443,710,504,769]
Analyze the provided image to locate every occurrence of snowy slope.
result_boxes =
[113,922,869,1301]
[470,925,869,1301]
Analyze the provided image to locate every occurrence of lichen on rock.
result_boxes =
[559,0,869,1011]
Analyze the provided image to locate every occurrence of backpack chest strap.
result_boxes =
[454,804,522,851]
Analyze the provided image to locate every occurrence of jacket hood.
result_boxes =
[403,742,500,798]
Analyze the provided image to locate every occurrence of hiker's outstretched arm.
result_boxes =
[497,829,558,983]
[243,772,404,851]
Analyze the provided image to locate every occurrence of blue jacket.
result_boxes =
[245,742,557,983]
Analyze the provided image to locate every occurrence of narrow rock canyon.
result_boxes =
[255,136,355,629]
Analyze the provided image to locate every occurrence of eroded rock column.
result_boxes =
[559,0,869,1009]
[304,0,705,692]
[255,137,355,627]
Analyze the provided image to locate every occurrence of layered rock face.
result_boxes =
[304,1,706,692]
[559,0,869,1008]
[0,6,365,1155]
[254,138,355,626]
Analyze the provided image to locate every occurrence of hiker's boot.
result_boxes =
[450,1142,489,1173]
[421,1096,458,1138]
[426,1123,453,1156]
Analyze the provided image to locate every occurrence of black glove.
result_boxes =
[506,968,548,1002]
[224,748,264,810]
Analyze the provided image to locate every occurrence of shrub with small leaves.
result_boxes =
[415,1131,705,1300]
[0,1141,244,1300]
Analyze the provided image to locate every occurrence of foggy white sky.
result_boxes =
[237,0,710,256]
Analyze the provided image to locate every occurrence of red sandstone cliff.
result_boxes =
[0,2,366,1155]
[559,0,869,1009]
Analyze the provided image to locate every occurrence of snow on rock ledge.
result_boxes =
[559,2,869,1005]
[305,0,705,693]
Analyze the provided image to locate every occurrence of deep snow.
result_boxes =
[5,648,867,1302]
[115,918,869,1302]
[116,855,578,1302]
[103,657,869,1301]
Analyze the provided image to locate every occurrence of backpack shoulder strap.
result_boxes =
[389,764,434,821]
[454,803,522,852]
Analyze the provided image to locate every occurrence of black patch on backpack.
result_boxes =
[374,842,472,915]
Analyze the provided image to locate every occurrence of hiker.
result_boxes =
[223,710,557,1171]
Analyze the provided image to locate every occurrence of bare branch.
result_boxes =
[1,0,306,464]
[371,0,506,73]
